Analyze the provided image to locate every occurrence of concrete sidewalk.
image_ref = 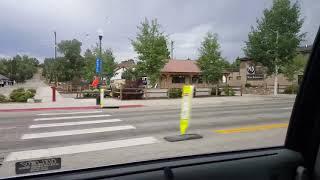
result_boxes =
[0,95,296,112]
[34,86,65,103]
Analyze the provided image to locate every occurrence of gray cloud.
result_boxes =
[0,0,319,62]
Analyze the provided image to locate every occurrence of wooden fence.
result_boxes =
[266,84,288,93]
[114,86,242,100]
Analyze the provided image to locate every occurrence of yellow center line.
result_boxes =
[214,123,288,134]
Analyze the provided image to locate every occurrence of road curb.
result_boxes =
[0,104,144,112]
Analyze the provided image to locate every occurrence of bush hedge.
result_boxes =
[83,89,100,98]
[0,94,8,103]
[9,88,36,102]
[27,88,36,96]
[168,88,182,98]
[223,86,235,96]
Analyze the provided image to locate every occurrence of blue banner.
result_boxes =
[96,58,101,73]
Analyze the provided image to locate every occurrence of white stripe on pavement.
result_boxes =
[29,119,122,128]
[21,125,135,139]
[37,111,103,116]
[280,107,292,110]
[34,114,111,121]
[5,137,158,162]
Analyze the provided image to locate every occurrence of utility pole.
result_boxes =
[54,31,57,60]
[274,31,279,96]
[171,40,174,59]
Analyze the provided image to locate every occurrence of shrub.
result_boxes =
[168,88,182,98]
[10,88,35,102]
[83,89,100,98]
[223,86,235,96]
[211,87,222,96]
[284,85,298,94]
[0,94,8,103]
[245,83,252,88]
[27,88,36,96]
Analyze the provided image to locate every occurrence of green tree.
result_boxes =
[244,0,305,94]
[282,54,307,82]
[121,68,140,81]
[0,55,38,82]
[131,18,170,85]
[230,57,241,70]
[82,49,96,81]
[95,48,117,79]
[0,58,9,76]
[42,57,68,83]
[57,39,84,81]
[197,32,225,94]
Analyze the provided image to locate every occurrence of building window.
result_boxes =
[237,76,241,80]
[192,77,197,84]
[172,76,185,83]
[229,77,233,80]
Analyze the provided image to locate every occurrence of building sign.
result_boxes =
[247,65,255,75]
[246,64,264,80]
[247,74,264,80]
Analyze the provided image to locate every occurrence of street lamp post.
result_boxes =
[97,29,103,87]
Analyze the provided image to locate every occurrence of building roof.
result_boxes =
[0,74,9,80]
[238,57,253,61]
[161,59,201,73]
[117,59,135,69]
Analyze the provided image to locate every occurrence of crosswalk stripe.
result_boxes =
[21,125,135,139]
[29,119,122,128]
[37,111,103,116]
[5,137,158,162]
[34,114,111,121]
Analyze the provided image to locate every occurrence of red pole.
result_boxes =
[52,86,56,102]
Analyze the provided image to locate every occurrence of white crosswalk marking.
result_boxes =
[7,110,159,162]
[29,119,122,128]
[37,111,103,116]
[34,114,111,121]
[21,125,136,139]
[5,137,159,161]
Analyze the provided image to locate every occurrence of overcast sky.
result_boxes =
[0,0,319,62]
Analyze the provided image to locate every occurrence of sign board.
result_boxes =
[15,158,61,174]
[96,58,101,73]
[247,64,264,80]
[247,65,255,75]
[180,85,194,135]
[247,74,264,80]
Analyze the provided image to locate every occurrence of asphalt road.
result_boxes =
[0,97,294,178]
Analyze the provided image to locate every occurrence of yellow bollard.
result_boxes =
[180,85,193,135]
[100,88,104,108]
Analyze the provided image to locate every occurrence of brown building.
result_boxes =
[159,59,208,88]
[223,58,293,89]
[224,45,311,89]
